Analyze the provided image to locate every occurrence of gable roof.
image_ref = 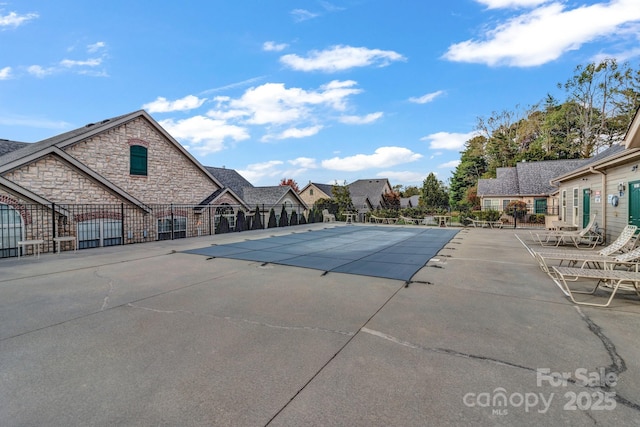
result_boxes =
[348,178,391,206]
[0,110,223,188]
[242,186,307,207]
[205,166,253,199]
[478,159,588,197]
[0,139,29,157]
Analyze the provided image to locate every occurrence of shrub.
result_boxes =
[505,201,527,218]
[267,208,277,228]
[235,210,247,232]
[279,205,289,227]
[216,215,230,234]
[299,212,307,225]
[290,211,299,226]
[251,206,263,230]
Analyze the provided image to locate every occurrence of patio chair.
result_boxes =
[552,262,640,307]
[529,214,601,248]
[534,245,640,276]
[322,209,336,222]
[400,215,421,225]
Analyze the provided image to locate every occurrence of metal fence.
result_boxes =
[0,203,309,259]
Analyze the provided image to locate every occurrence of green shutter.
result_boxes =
[130,145,147,175]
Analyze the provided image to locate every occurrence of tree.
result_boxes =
[382,191,401,210]
[267,208,277,228]
[420,173,449,210]
[279,205,289,227]
[449,135,487,209]
[235,210,247,232]
[401,186,420,197]
[251,205,263,230]
[331,182,355,218]
[290,211,299,226]
[279,178,300,192]
[216,215,230,234]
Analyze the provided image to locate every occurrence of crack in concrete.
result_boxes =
[361,326,640,413]
[574,306,640,412]
[127,303,355,336]
[93,269,116,311]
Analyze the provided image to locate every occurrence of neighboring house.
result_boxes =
[477,159,589,216]
[348,179,394,211]
[0,110,245,257]
[347,178,394,220]
[400,195,420,208]
[206,166,308,224]
[551,108,640,243]
[298,182,334,207]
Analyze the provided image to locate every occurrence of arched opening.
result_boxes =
[0,203,24,258]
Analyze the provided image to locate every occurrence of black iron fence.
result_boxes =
[1,203,310,259]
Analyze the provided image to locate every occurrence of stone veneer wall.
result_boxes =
[4,156,124,204]
[65,117,218,204]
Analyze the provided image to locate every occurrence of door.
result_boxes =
[582,189,591,228]
[0,204,23,257]
[629,180,640,228]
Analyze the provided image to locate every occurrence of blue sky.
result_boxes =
[1,1,639,188]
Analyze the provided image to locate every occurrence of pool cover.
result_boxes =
[184,226,458,281]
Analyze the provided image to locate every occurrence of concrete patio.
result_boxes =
[1,223,639,426]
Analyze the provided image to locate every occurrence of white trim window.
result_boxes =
[561,190,567,221]
[158,216,187,240]
[483,199,500,211]
[78,218,122,249]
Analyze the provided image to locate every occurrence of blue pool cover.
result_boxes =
[184,226,458,281]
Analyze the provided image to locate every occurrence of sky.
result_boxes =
[1,1,640,188]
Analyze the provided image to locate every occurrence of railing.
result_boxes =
[0,203,309,258]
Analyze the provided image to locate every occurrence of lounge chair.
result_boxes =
[400,215,421,225]
[535,245,640,276]
[530,214,602,248]
[552,262,640,307]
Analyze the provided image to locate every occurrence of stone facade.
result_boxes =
[65,117,218,204]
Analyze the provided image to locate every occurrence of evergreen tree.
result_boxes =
[267,208,277,228]
[290,211,299,226]
[279,205,289,227]
[251,205,263,230]
[235,210,247,232]
[420,173,449,210]
[216,215,230,234]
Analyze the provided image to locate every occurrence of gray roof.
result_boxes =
[478,159,588,197]
[312,182,334,197]
[348,179,390,207]
[0,111,137,168]
[0,139,29,157]
[205,166,253,199]
[242,186,293,206]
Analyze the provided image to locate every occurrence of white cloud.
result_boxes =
[160,115,249,155]
[409,90,444,104]
[291,9,319,22]
[237,161,284,183]
[263,125,323,141]
[218,80,361,127]
[338,112,383,124]
[421,131,478,150]
[280,45,406,72]
[87,41,106,53]
[289,157,318,169]
[444,0,640,67]
[0,11,38,28]
[143,95,206,113]
[438,160,462,168]
[0,66,11,79]
[476,0,549,9]
[322,146,423,171]
[378,170,426,183]
[263,41,288,52]
[27,65,55,78]
[60,58,102,68]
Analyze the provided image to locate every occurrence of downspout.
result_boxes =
[589,166,607,234]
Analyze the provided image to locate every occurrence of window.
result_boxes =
[0,204,22,257]
[310,189,314,196]
[130,145,147,176]
[158,216,187,240]
[214,205,235,231]
[483,199,500,211]
[78,218,122,249]
[502,200,513,212]
[561,190,567,221]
